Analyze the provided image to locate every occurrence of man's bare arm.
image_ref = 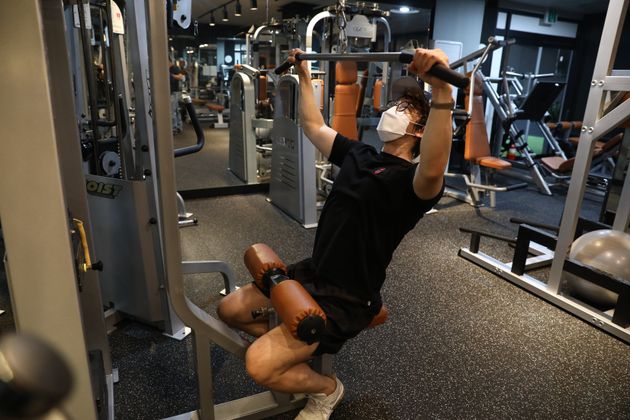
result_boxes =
[408,49,453,200]
[290,49,337,158]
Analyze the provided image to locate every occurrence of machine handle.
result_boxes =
[174,96,205,158]
[275,52,469,88]
[274,59,295,75]
[398,52,469,88]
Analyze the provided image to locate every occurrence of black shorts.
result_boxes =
[254,258,381,355]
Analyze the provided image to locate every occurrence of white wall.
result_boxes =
[433,0,486,57]
[497,12,578,38]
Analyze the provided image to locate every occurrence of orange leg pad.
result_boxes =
[271,280,326,343]
[244,244,288,288]
[368,305,389,328]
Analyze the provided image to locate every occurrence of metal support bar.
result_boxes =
[459,227,516,245]
[0,1,100,417]
[449,37,514,70]
[563,259,630,295]
[512,225,557,276]
[181,261,238,295]
[458,248,630,344]
[464,181,527,192]
[549,0,630,291]
[613,291,630,327]
[275,52,468,88]
[603,76,630,91]
[612,154,630,231]
[105,0,134,179]
[458,0,630,345]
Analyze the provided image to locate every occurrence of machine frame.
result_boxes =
[459,0,630,344]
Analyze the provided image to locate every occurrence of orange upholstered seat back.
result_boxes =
[373,79,384,112]
[258,75,268,101]
[622,93,630,128]
[464,73,491,161]
[332,61,359,140]
[356,69,369,117]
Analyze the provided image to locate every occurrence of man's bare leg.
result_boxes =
[245,323,336,395]
[217,283,271,337]
[219,284,337,395]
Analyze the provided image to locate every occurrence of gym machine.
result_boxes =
[275,52,467,87]
[308,3,393,204]
[443,37,528,207]
[269,48,468,227]
[229,63,274,184]
[249,18,308,69]
[356,16,393,138]
[67,0,191,339]
[482,66,567,195]
[2,1,116,417]
[228,19,308,184]
[458,0,630,344]
[268,73,320,227]
[268,1,467,227]
[175,94,206,227]
[1,2,353,419]
[602,122,630,224]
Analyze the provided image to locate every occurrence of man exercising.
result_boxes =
[218,48,453,419]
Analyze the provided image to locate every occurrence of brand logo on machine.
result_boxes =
[86,180,123,199]
[277,137,295,151]
[345,15,376,39]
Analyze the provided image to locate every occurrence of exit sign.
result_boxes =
[543,8,558,25]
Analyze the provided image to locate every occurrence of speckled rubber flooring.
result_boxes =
[110,180,629,419]
[1,175,629,419]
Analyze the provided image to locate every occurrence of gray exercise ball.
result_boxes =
[563,229,630,309]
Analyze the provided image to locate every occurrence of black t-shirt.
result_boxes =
[311,133,444,304]
[169,65,182,93]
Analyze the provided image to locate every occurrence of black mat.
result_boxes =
[110,185,630,419]
[173,124,245,191]
[2,182,629,419]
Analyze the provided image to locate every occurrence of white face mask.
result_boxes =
[376,106,423,143]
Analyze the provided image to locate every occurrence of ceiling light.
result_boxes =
[209,13,216,26]
[250,0,258,10]
[390,6,419,15]
[235,0,242,16]
[222,5,229,21]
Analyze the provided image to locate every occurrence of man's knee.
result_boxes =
[244,340,276,386]
[217,283,269,325]
[216,294,241,325]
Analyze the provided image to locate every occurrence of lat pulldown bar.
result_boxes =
[274,52,469,88]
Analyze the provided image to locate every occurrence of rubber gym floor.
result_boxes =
[1,124,629,419]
